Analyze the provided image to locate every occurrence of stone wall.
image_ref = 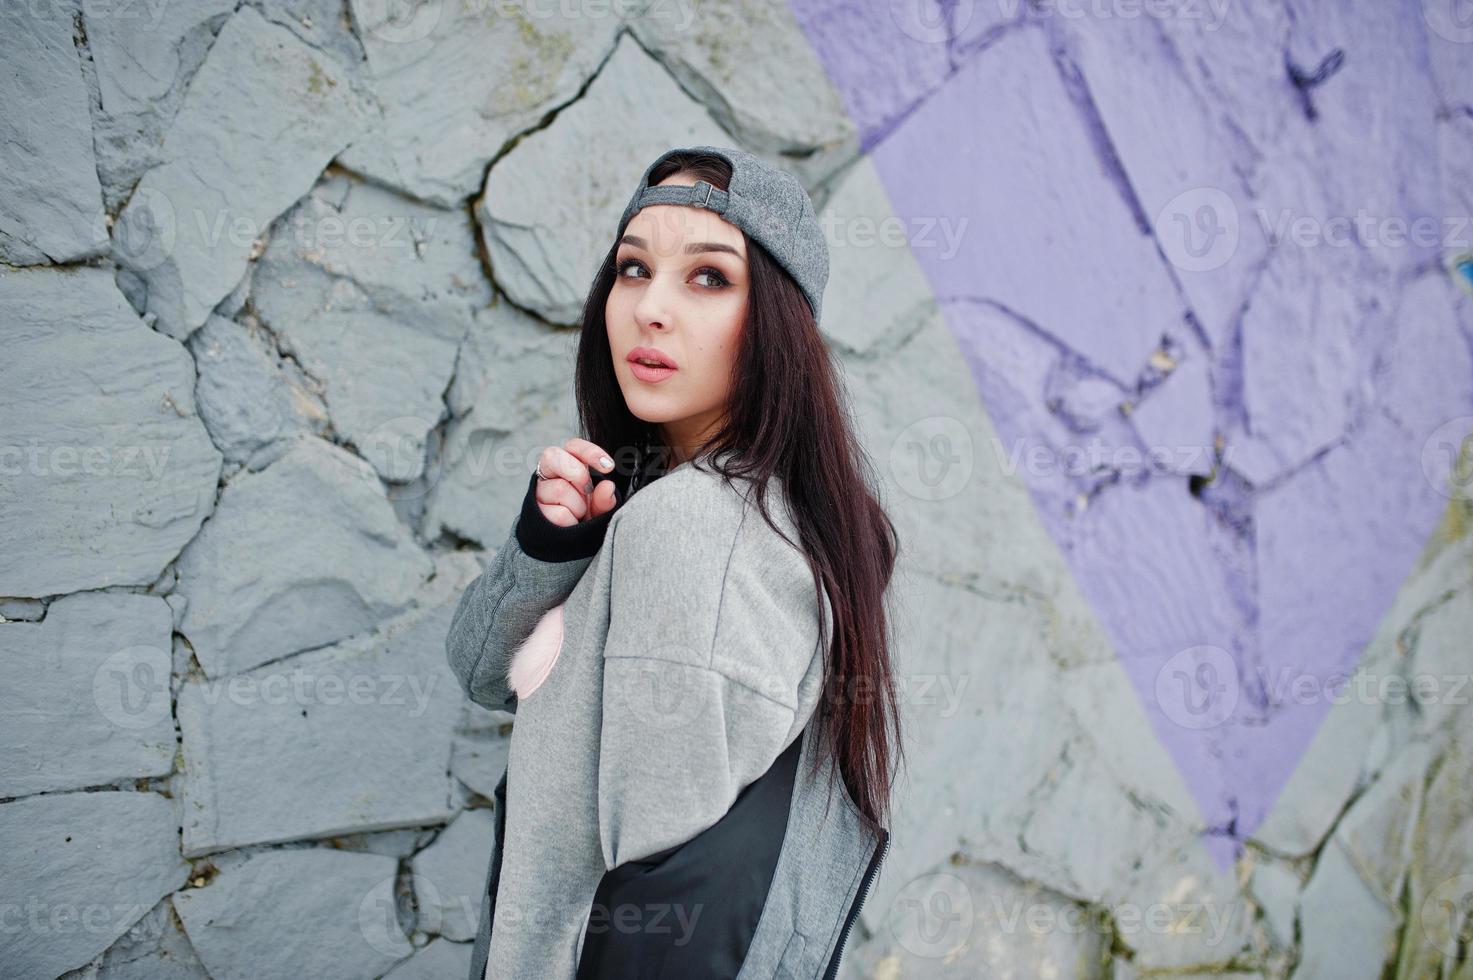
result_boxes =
[1,1,1470,978]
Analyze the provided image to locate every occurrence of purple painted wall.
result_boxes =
[789,0,1473,866]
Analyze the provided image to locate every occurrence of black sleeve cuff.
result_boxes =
[514,468,621,562]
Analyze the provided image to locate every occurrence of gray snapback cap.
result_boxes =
[615,144,829,323]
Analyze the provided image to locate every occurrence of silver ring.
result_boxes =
[535,461,549,481]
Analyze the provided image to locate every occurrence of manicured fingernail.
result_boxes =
[599,455,613,470]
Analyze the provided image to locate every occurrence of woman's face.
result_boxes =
[606,174,749,462]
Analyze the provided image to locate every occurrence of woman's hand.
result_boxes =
[534,438,619,528]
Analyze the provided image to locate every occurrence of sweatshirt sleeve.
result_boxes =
[445,469,621,713]
[596,482,823,869]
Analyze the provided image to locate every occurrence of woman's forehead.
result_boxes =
[621,204,746,259]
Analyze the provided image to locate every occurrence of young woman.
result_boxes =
[447,144,903,980]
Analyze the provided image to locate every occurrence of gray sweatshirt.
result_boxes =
[445,457,836,978]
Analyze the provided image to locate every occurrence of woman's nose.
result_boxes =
[633,276,676,330]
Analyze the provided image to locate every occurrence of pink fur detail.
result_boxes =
[508,603,565,699]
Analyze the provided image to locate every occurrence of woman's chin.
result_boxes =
[622,396,682,426]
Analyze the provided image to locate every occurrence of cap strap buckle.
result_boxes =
[632,179,729,215]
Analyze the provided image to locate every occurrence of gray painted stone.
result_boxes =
[253,0,369,72]
[0,266,223,597]
[0,597,45,621]
[1290,839,1400,979]
[188,313,327,469]
[0,591,174,797]
[1020,734,1194,903]
[1406,586,1473,735]
[817,155,938,353]
[1104,838,1255,970]
[859,556,1083,915]
[411,808,494,942]
[175,553,474,855]
[166,593,189,632]
[339,0,621,206]
[251,180,482,481]
[1335,741,1430,911]
[1249,857,1302,951]
[451,698,513,800]
[1115,970,1260,980]
[1398,720,1473,979]
[173,847,412,979]
[478,35,730,324]
[843,860,1111,979]
[422,303,584,546]
[215,257,255,320]
[259,176,492,313]
[381,937,473,979]
[81,0,235,211]
[0,2,107,264]
[62,896,211,980]
[1055,651,1204,826]
[628,0,853,167]
[173,435,433,679]
[112,4,373,340]
[329,827,434,860]
[444,297,569,423]
[84,0,235,118]
[0,791,189,978]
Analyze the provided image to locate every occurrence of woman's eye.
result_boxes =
[694,267,730,289]
[616,259,728,290]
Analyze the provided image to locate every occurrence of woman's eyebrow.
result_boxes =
[619,234,743,259]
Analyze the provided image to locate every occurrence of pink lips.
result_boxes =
[627,346,678,383]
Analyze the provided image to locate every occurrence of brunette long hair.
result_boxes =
[572,149,903,834]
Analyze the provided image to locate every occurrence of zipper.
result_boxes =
[820,828,890,980]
